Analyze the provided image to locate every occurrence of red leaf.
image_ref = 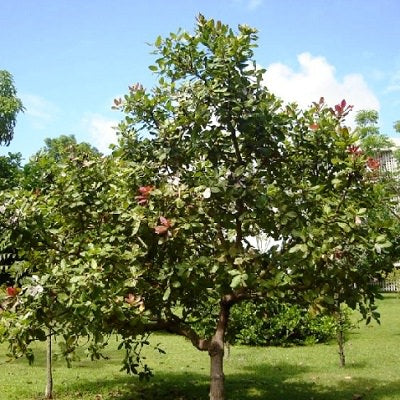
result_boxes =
[309,123,319,131]
[136,186,154,205]
[125,293,139,305]
[154,225,169,235]
[340,99,346,109]
[347,145,362,156]
[367,157,380,170]
[138,186,154,196]
[6,287,18,297]
[135,195,148,205]
[159,216,171,227]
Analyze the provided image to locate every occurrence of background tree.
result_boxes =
[0,71,24,146]
[22,134,100,192]
[355,109,393,156]
[0,152,23,285]
[392,121,400,165]
[1,17,399,400]
[393,120,400,134]
[0,135,100,399]
[0,146,135,398]
[0,152,23,191]
[355,109,379,137]
[0,135,97,287]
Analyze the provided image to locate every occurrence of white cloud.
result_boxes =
[263,52,380,126]
[21,93,59,130]
[83,113,118,154]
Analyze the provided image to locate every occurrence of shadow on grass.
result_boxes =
[51,361,400,400]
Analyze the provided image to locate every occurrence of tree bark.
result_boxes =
[337,325,346,367]
[336,309,346,367]
[209,343,225,400]
[209,300,230,400]
[45,330,53,399]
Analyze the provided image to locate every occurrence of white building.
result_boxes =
[378,137,400,173]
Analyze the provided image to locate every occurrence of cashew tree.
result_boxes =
[110,16,399,398]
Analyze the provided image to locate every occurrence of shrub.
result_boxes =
[384,268,400,293]
[226,301,353,347]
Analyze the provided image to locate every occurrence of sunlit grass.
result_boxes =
[1,294,399,399]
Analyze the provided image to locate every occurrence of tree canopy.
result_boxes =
[22,134,100,192]
[394,120,400,135]
[0,152,23,191]
[1,16,399,400]
[355,109,394,156]
[0,71,24,146]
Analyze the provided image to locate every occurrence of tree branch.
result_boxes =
[228,124,243,166]
[142,319,210,351]
[235,200,244,249]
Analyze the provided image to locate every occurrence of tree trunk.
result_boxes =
[337,327,346,367]
[209,300,230,400]
[45,330,53,399]
[209,343,225,400]
[336,308,346,367]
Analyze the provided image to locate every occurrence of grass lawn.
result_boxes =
[1,294,399,400]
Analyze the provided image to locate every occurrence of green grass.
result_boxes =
[1,294,400,400]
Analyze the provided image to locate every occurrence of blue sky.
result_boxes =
[1,0,399,160]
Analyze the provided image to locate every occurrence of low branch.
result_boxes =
[142,319,210,351]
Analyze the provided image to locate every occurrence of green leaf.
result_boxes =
[162,287,171,301]
[286,211,297,218]
[155,35,162,47]
[175,198,185,208]
[234,257,244,266]
[289,244,308,254]
[376,234,387,243]
[230,274,242,289]
[338,222,351,233]
[228,269,240,276]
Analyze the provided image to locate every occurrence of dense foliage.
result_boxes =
[0,70,24,146]
[0,152,23,191]
[193,300,353,347]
